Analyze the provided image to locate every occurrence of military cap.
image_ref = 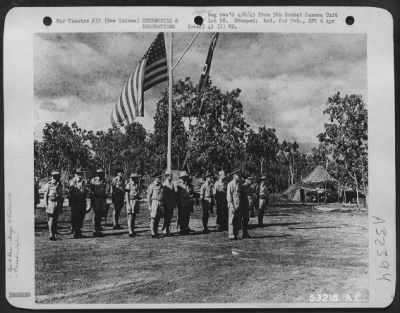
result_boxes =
[96,169,105,174]
[179,171,189,178]
[130,173,138,178]
[75,168,83,174]
[51,170,60,176]
[154,172,163,178]
[246,176,253,181]
[165,171,172,177]
[116,168,123,173]
[260,175,267,180]
[218,170,226,177]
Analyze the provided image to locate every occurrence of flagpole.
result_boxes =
[167,32,173,172]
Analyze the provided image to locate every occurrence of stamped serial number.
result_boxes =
[309,293,339,302]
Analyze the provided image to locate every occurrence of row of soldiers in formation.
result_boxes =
[43,167,269,241]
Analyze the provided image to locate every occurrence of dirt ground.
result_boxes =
[34,200,368,304]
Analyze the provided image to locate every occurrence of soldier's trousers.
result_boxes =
[241,202,250,236]
[216,196,228,230]
[228,206,241,239]
[179,205,192,232]
[150,200,163,235]
[93,197,107,232]
[112,193,125,225]
[163,204,174,231]
[71,199,86,234]
[201,199,212,229]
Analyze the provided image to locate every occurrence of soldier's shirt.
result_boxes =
[147,182,164,202]
[200,181,214,199]
[90,176,107,198]
[163,180,177,208]
[227,180,241,209]
[112,176,125,193]
[176,180,193,208]
[126,181,139,200]
[258,183,268,199]
[44,179,63,202]
[214,180,227,195]
[69,177,87,201]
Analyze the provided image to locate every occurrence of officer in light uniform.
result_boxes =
[214,170,228,231]
[200,171,214,233]
[147,173,164,238]
[125,173,140,237]
[176,171,194,235]
[257,175,269,226]
[111,169,125,230]
[90,169,107,237]
[44,170,64,241]
[240,177,252,238]
[69,168,88,238]
[227,172,242,240]
[162,171,177,236]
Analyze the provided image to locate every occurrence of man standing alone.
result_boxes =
[125,173,140,237]
[111,169,125,230]
[200,171,214,233]
[69,168,88,238]
[147,173,164,238]
[227,172,242,240]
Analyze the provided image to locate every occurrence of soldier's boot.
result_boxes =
[258,215,263,226]
[242,220,250,238]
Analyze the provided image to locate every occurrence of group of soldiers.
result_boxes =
[42,168,269,241]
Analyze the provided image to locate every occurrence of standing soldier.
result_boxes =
[214,170,228,231]
[69,168,88,238]
[162,171,177,236]
[247,177,257,218]
[240,177,252,238]
[111,169,125,230]
[90,169,107,237]
[200,171,214,233]
[257,175,269,226]
[176,171,194,235]
[44,170,64,241]
[227,172,242,240]
[125,173,140,237]
[147,173,164,238]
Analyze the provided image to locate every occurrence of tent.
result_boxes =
[280,165,337,203]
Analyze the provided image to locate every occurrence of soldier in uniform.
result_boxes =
[227,172,242,240]
[125,173,140,237]
[44,170,64,241]
[147,173,164,238]
[176,171,194,235]
[200,171,214,233]
[90,169,108,237]
[111,169,125,230]
[257,175,269,226]
[69,168,88,238]
[162,171,177,236]
[214,170,228,231]
[240,177,252,238]
[247,177,257,218]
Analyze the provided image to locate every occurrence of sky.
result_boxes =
[34,32,366,152]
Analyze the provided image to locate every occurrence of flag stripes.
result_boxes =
[111,33,167,127]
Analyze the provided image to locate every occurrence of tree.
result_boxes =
[39,121,91,179]
[182,78,249,173]
[280,140,299,186]
[317,92,368,206]
[246,127,280,176]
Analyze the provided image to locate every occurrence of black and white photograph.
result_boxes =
[33,31,369,304]
[3,6,395,309]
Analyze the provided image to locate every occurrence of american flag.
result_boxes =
[111,33,168,127]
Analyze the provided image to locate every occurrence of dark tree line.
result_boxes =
[35,79,367,198]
